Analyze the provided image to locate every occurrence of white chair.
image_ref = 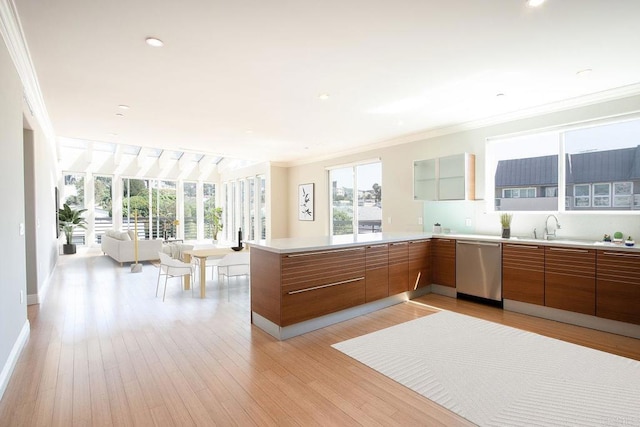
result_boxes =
[217,252,250,300]
[195,255,224,280]
[156,252,194,301]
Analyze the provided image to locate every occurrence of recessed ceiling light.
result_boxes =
[526,0,545,7]
[145,37,164,47]
[118,104,130,110]
[245,130,253,134]
[496,93,506,97]
[318,93,330,100]
[108,133,118,136]
[115,113,124,117]
[576,68,593,77]
[397,120,404,126]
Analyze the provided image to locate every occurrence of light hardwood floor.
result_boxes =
[1,248,639,426]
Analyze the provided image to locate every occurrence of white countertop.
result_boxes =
[248,232,639,253]
[247,232,432,253]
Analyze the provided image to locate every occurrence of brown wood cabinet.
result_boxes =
[596,250,640,325]
[545,246,596,315]
[408,240,431,290]
[365,244,389,302]
[502,243,545,305]
[388,242,409,295]
[431,238,455,287]
[280,247,365,326]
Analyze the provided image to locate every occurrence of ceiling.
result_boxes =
[14,0,640,165]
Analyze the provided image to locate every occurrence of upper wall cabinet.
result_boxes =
[414,153,475,201]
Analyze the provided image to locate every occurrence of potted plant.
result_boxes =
[58,203,87,254]
[206,207,223,243]
[500,213,513,239]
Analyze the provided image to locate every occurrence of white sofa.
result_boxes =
[101,230,163,265]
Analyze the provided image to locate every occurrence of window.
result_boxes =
[489,132,559,212]
[502,188,536,198]
[122,178,150,239]
[203,183,216,239]
[94,175,112,243]
[574,184,590,207]
[62,172,86,244]
[592,183,611,207]
[183,182,197,240]
[489,117,640,212]
[330,161,382,236]
[614,182,633,207]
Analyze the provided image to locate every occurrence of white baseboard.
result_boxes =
[0,319,30,400]
[26,262,55,305]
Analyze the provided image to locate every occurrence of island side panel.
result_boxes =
[250,247,282,325]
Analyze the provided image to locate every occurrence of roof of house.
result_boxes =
[495,146,640,187]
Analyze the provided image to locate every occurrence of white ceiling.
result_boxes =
[14,0,640,164]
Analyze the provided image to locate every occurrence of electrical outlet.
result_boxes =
[418,217,423,225]
[20,290,24,304]
[19,223,25,236]
[465,218,472,227]
[387,217,392,224]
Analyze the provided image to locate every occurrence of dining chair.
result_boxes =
[156,251,194,301]
[217,252,250,300]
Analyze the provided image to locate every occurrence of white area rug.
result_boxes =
[332,310,640,427]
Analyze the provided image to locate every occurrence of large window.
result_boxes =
[94,175,112,243]
[183,182,197,240]
[489,117,640,212]
[62,172,86,244]
[330,161,382,236]
[203,183,216,239]
[122,178,150,238]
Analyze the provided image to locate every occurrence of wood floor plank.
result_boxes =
[1,248,638,426]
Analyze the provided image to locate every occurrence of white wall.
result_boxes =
[287,94,640,241]
[0,38,29,399]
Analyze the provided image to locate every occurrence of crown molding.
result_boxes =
[0,0,55,141]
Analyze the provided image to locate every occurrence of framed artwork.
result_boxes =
[298,183,314,221]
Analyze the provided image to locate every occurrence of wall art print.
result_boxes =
[298,183,314,221]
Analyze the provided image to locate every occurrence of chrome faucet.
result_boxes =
[544,215,561,240]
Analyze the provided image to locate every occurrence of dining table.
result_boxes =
[182,246,248,298]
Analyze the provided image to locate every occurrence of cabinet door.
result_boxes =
[365,244,389,302]
[432,238,456,287]
[388,242,409,295]
[413,159,437,200]
[408,240,431,290]
[438,154,475,201]
[502,243,545,305]
[596,250,640,325]
[545,246,596,315]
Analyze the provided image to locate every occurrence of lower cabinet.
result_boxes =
[365,244,389,302]
[281,247,366,326]
[502,243,545,305]
[432,238,456,287]
[545,246,596,315]
[596,250,640,325]
[409,240,431,290]
[388,242,409,294]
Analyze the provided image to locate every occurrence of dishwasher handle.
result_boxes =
[457,240,501,248]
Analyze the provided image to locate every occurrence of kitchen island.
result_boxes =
[249,233,433,339]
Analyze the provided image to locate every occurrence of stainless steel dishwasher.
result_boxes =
[455,240,502,302]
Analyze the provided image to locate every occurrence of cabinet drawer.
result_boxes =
[409,240,431,289]
[596,250,640,325]
[366,244,389,302]
[389,242,409,294]
[281,247,365,294]
[282,277,365,326]
[545,246,595,315]
[502,244,545,305]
